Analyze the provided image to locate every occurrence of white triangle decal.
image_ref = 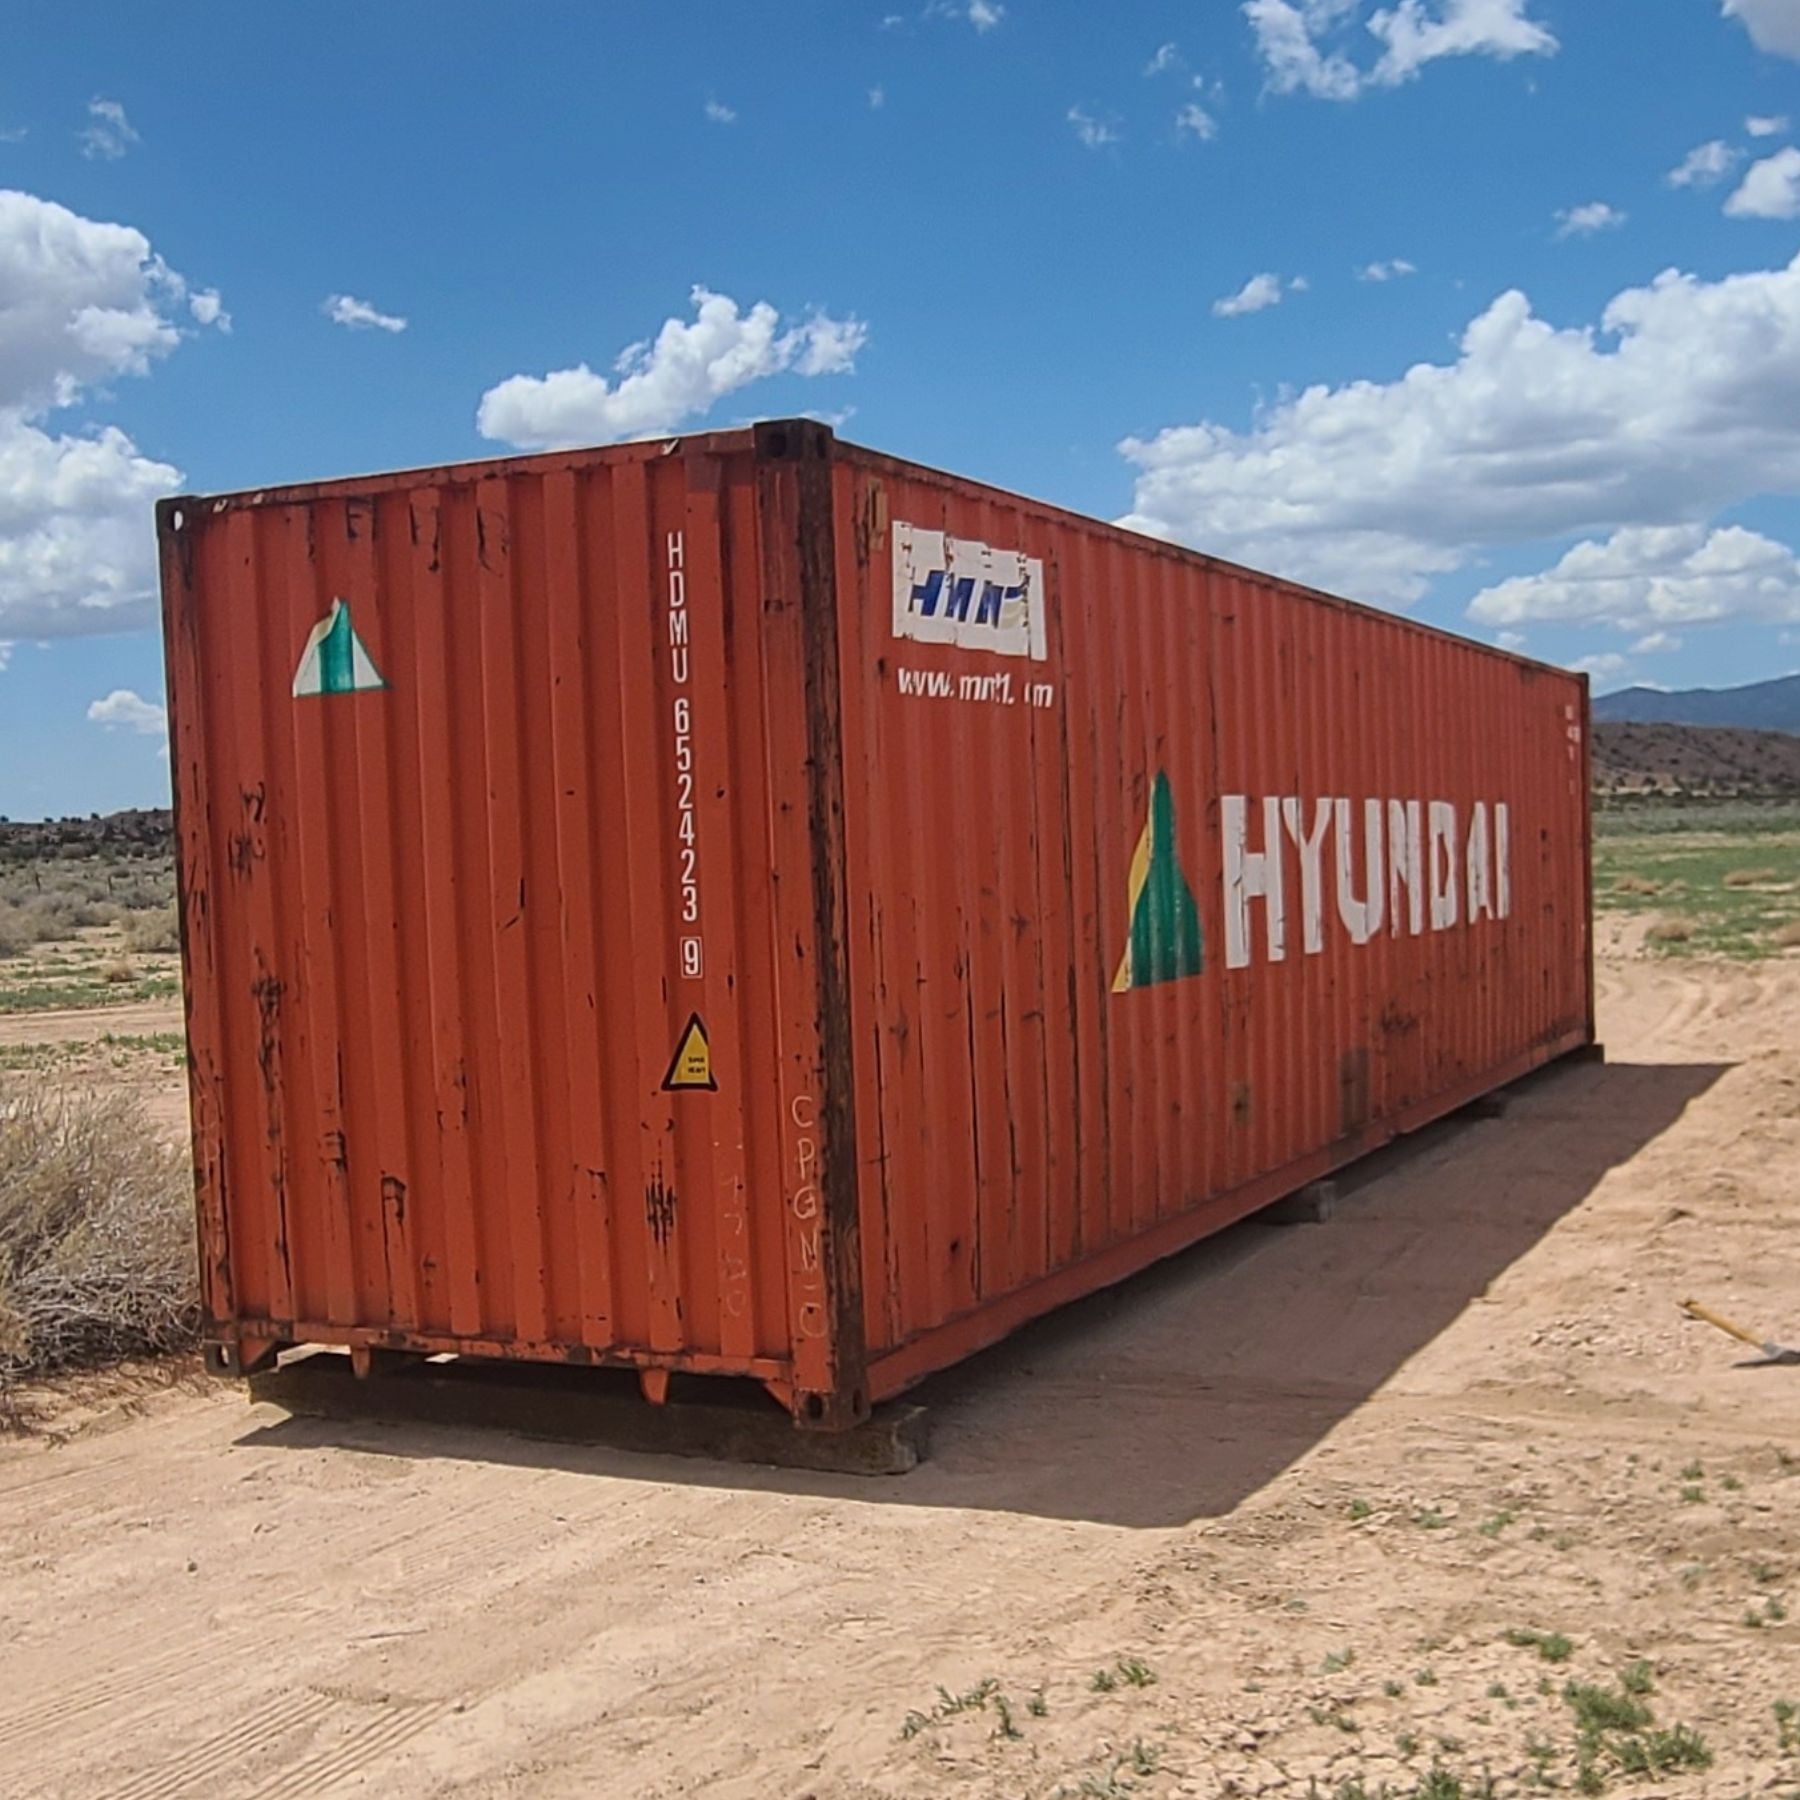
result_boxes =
[292,599,387,697]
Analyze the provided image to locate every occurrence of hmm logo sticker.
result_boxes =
[892,523,1047,661]
[292,599,386,697]
[1112,771,1204,991]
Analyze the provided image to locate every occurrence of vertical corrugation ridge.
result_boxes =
[249,505,299,1323]
[611,458,682,1353]
[541,467,612,1350]
[451,484,511,1335]
[207,508,263,1322]
[1059,532,1099,1266]
[724,469,789,1360]
[213,509,263,1321]
[1167,551,1203,1219]
[897,537,937,1337]
[1020,531,1060,1290]
[595,461,641,1350]
[374,490,441,1331]
[969,493,1011,1299]
[1144,541,1181,1224]
[1124,527,1156,1242]
[514,474,578,1344]
[352,494,422,1329]
[325,498,383,1323]
[848,484,911,1350]
[1098,523,1135,1249]
[671,460,731,1358]
[410,487,482,1336]
[283,501,357,1326]
[490,477,552,1342]
[1200,570,1226,1201]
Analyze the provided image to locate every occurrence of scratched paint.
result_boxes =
[159,423,1593,1427]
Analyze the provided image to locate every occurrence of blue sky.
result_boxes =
[5,0,1800,817]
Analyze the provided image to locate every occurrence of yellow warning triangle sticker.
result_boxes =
[662,1014,716,1092]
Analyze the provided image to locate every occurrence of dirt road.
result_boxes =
[2,956,1796,1798]
[0,997,187,1140]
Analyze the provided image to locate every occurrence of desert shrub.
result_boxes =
[1646,919,1694,946]
[1775,920,1800,950]
[36,901,80,941]
[1612,873,1663,896]
[123,904,181,955]
[0,1082,196,1385]
[1723,867,1780,888]
[0,855,174,917]
[14,895,82,945]
[105,875,173,912]
[0,906,30,960]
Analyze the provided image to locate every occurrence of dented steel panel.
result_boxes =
[828,442,1592,1394]
[159,422,1592,1428]
[160,426,862,1423]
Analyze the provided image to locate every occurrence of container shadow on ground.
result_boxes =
[236,1056,1728,1529]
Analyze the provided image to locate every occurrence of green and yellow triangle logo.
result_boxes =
[292,598,386,697]
[1112,770,1204,992]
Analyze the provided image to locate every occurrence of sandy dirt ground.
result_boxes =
[0,997,187,1140]
[1,955,1797,1799]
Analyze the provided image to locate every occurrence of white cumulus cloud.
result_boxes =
[1726,145,1800,217]
[1746,113,1790,136]
[1118,252,1800,607]
[1067,106,1119,148]
[1146,42,1181,74]
[1631,630,1683,654]
[325,293,407,333]
[1669,139,1742,187]
[80,98,139,161]
[1468,525,1800,629]
[1176,102,1219,139]
[476,286,867,450]
[1556,200,1626,237]
[188,288,230,331]
[1212,272,1288,317]
[87,688,167,734]
[0,421,180,638]
[0,190,213,640]
[0,190,190,411]
[704,99,737,124]
[1357,257,1417,281]
[1570,651,1629,681]
[926,0,1004,26]
[1724,0,1800,59]
[1244,0,1556,101]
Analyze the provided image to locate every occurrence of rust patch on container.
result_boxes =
[381,1174,408,1225]
[644,1173,678,1250]
[1339,1048,1372,1138]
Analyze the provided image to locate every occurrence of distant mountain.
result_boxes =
[0,808,171,861]
[1592,672,1800,734]
[1591,722,1800,798]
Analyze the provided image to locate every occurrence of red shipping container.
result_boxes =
[158,421,1593,1428]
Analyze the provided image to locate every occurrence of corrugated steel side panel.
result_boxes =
[162,422,1592,1429]
[826,446,1592,1387]
[159,435,849,1403]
